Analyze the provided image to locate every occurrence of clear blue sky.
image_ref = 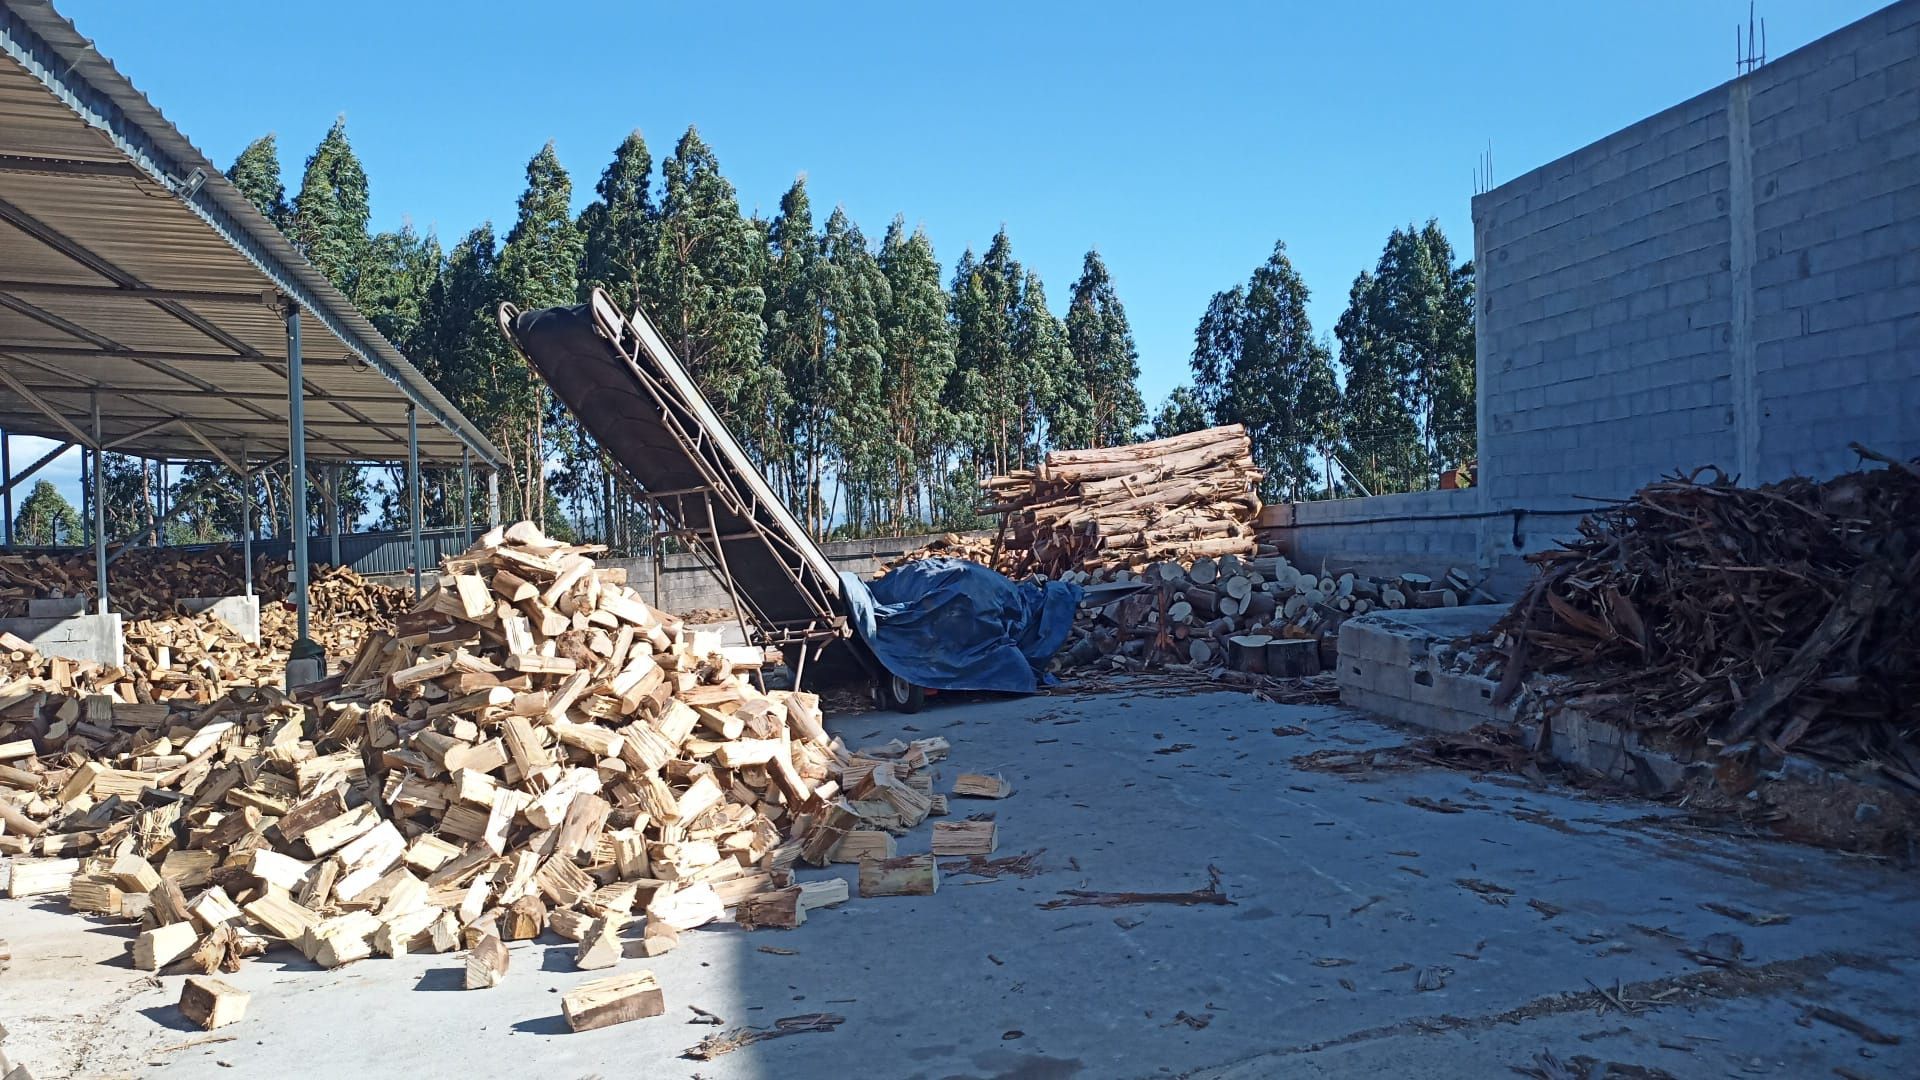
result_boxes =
[13,0,1890,519]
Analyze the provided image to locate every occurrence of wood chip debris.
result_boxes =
[682,1012,846,1060]
[1038,865,1232,909]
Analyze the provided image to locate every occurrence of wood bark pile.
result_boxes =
[982,425,1264,577]
[0,522,959,1031]
[1059,552,1479,678]
[1485,450,1920,782]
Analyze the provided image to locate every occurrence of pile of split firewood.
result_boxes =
[0,523,986,1035]
[1061,551,1479,676]
[982,425,1263,576]
[0,548,248,619]
[877,533,998,575]
[261,565,411,659]
[1487,446,1920,782]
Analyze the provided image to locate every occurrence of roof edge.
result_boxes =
[0,0,506,467]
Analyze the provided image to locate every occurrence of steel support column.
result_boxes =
[326,462,341,568]
[1,429,10,546]
[285,303,316,657]
[240,456,252,597]
[461,447,472,546]
[408,405,422,599]
[90,394,106,613]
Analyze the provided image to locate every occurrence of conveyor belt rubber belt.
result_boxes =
[499,289,871,671]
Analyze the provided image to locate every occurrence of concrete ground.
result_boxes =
[3,685,1916,1079]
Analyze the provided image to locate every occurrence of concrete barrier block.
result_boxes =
[27,596,87,618]
[0,613,124,668]
[181,596,261,645]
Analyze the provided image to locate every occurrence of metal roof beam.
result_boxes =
[0,10,503,468]
[101,416,180,451]
[177,419,243,475]
[0,280,276,306]
[0,377,432,407]
[0,10,504,467]
[0,305,369,455]
[0,289,121,349]
[0,437,73,496]
[0,363,94,447]
[0,153,142,180]
[0,196,383,435]
[0,342,365,367]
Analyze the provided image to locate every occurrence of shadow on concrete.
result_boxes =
[538,944,577,972]
[413,966,464,992]
[137,1003,201,1033]
[510,1012,570,1036]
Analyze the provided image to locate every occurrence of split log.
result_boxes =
[859,853,939,897]
[563,970,665,1032]
[178,976,249,1030]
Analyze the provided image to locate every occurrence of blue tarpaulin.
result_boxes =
[839,558,1084,694]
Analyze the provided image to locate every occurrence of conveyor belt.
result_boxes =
[499,289,873,675]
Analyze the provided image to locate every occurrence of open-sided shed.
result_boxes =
[0,0,506,652]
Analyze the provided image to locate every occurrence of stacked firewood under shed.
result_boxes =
[0,549,405,635]
[0,523,974,1035]
[982,425,1263,577]
[1061,552,1480,676]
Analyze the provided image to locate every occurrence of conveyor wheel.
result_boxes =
[877,673,925,713]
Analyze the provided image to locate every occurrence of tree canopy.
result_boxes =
[73,118,1477,555]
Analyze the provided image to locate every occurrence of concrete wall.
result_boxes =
[1278,490,1491,587]
[370,531,982,618]
[0,613,123,667]
[1272,1,1919,597]
[180,595,261,645]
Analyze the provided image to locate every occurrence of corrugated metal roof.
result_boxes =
[0,0,504,466]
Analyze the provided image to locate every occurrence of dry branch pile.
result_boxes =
[0,523,955,1033]
[1487,451,1920,782]
[983,425,1263,577]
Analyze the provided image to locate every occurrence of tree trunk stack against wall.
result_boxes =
[983,425,1263,577]
[0,523,970,1030]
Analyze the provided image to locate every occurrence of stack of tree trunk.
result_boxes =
[1485,448,1920,782]
[1060,553,1477,677]
[0,523,955,1032]
[982,425,1264,577]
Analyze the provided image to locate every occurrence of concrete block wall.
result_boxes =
[1476,88,1736,509]
[1270,0,1919,599]
[1282,490,1489,586]
[1746,4,1920,481]
[0,613,123,667]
